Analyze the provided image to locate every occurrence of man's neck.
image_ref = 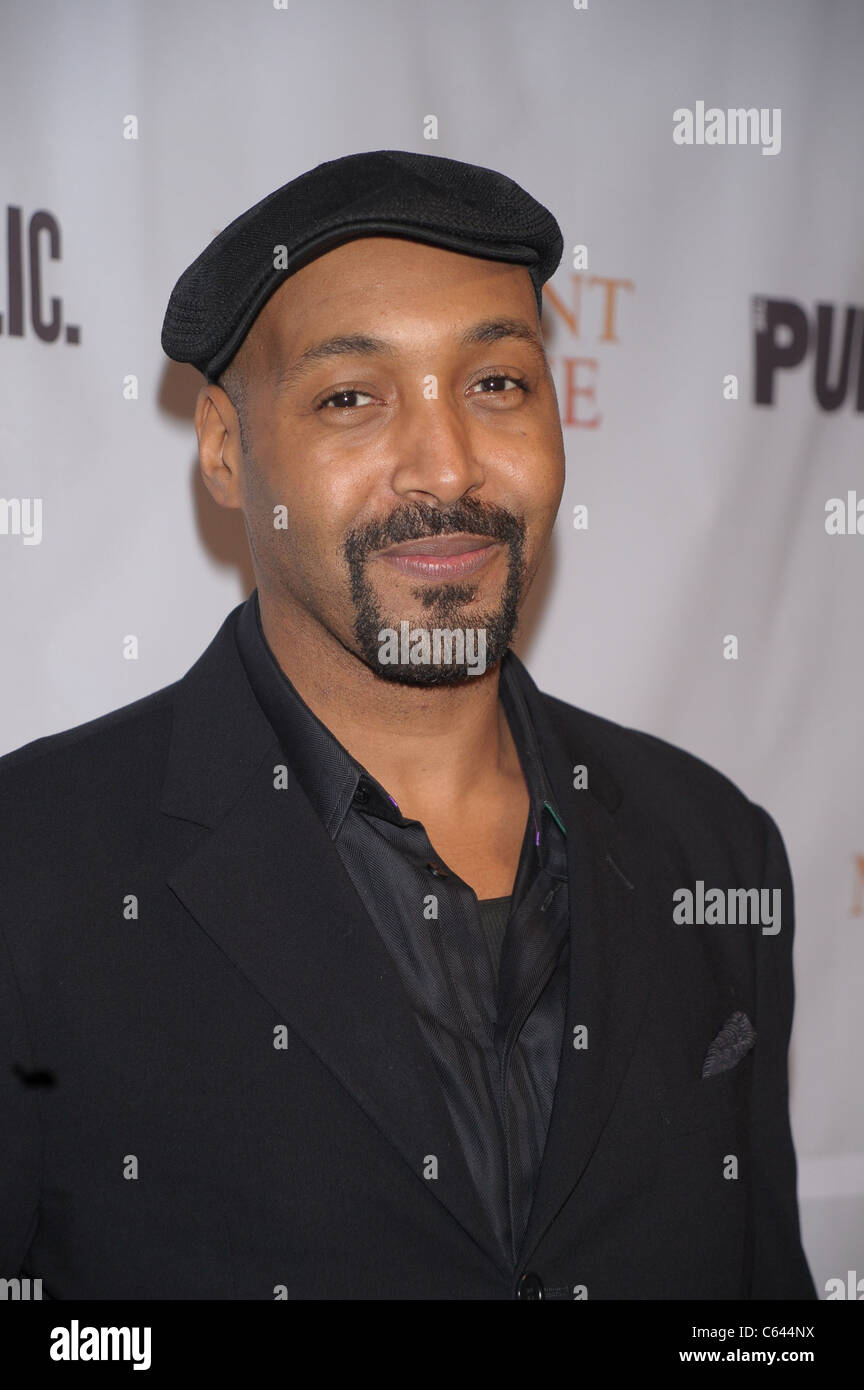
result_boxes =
[256,587,520,816]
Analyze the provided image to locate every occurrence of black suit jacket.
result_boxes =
[0,601,815,1299]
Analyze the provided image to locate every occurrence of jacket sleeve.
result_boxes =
[0,919,41,1276]
[746,803,817,1299]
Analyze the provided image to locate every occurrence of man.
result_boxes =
[0,150,814,1300]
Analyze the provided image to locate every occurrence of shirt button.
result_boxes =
[426,862,448,878]
[353,785,370,805]
[517,1271,544,1300]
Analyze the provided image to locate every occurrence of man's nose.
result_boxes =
[387,390,487,504]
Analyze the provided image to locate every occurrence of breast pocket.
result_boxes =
[657,1054,752,1138]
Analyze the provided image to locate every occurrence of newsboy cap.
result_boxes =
[161,149,563,381]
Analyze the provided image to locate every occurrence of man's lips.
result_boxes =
[379,534,495,557]
[375,533,501,578]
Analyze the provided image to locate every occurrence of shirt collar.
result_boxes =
[234,590,567,867]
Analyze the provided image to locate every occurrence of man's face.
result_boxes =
[210,235,565,684]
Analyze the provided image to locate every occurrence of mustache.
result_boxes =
[343,499,525,565]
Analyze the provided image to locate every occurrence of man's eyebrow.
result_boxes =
[459,316,545,355]
[271,317,546,393]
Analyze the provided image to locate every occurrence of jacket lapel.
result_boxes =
[507,657,652,1269]
[161,603,507,1273]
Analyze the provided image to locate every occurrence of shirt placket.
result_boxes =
[494,860,569,1263]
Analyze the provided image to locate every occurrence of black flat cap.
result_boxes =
[161,149,563,381]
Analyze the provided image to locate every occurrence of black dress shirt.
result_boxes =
[234,591,570,1270]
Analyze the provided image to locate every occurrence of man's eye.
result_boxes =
[318,388,376,409]
[469,375,527,395]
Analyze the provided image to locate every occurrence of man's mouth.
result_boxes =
[375,533,501,578]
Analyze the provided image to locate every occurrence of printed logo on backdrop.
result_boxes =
[753,296,864,536]
[542,248,634,431]
[754,296,864,414]
[1,207,80,346]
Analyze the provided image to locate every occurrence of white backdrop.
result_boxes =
[1,0,861,1295]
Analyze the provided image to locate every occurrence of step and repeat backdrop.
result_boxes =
[1,0,861,1294]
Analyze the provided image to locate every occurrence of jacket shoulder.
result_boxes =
[0,684,177,808]
[540,690,771,855]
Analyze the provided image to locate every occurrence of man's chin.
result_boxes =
[368,659,497,688]
[352,610,519,685]
[348,562,524,686]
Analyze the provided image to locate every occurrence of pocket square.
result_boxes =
[701,1010,756,1078]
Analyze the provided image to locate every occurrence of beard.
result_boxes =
[344,497,527,686]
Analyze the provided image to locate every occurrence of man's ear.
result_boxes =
[195,383,244,509]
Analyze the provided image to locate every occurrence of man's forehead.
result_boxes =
[256,317,548,398]
[251,239,540,368]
